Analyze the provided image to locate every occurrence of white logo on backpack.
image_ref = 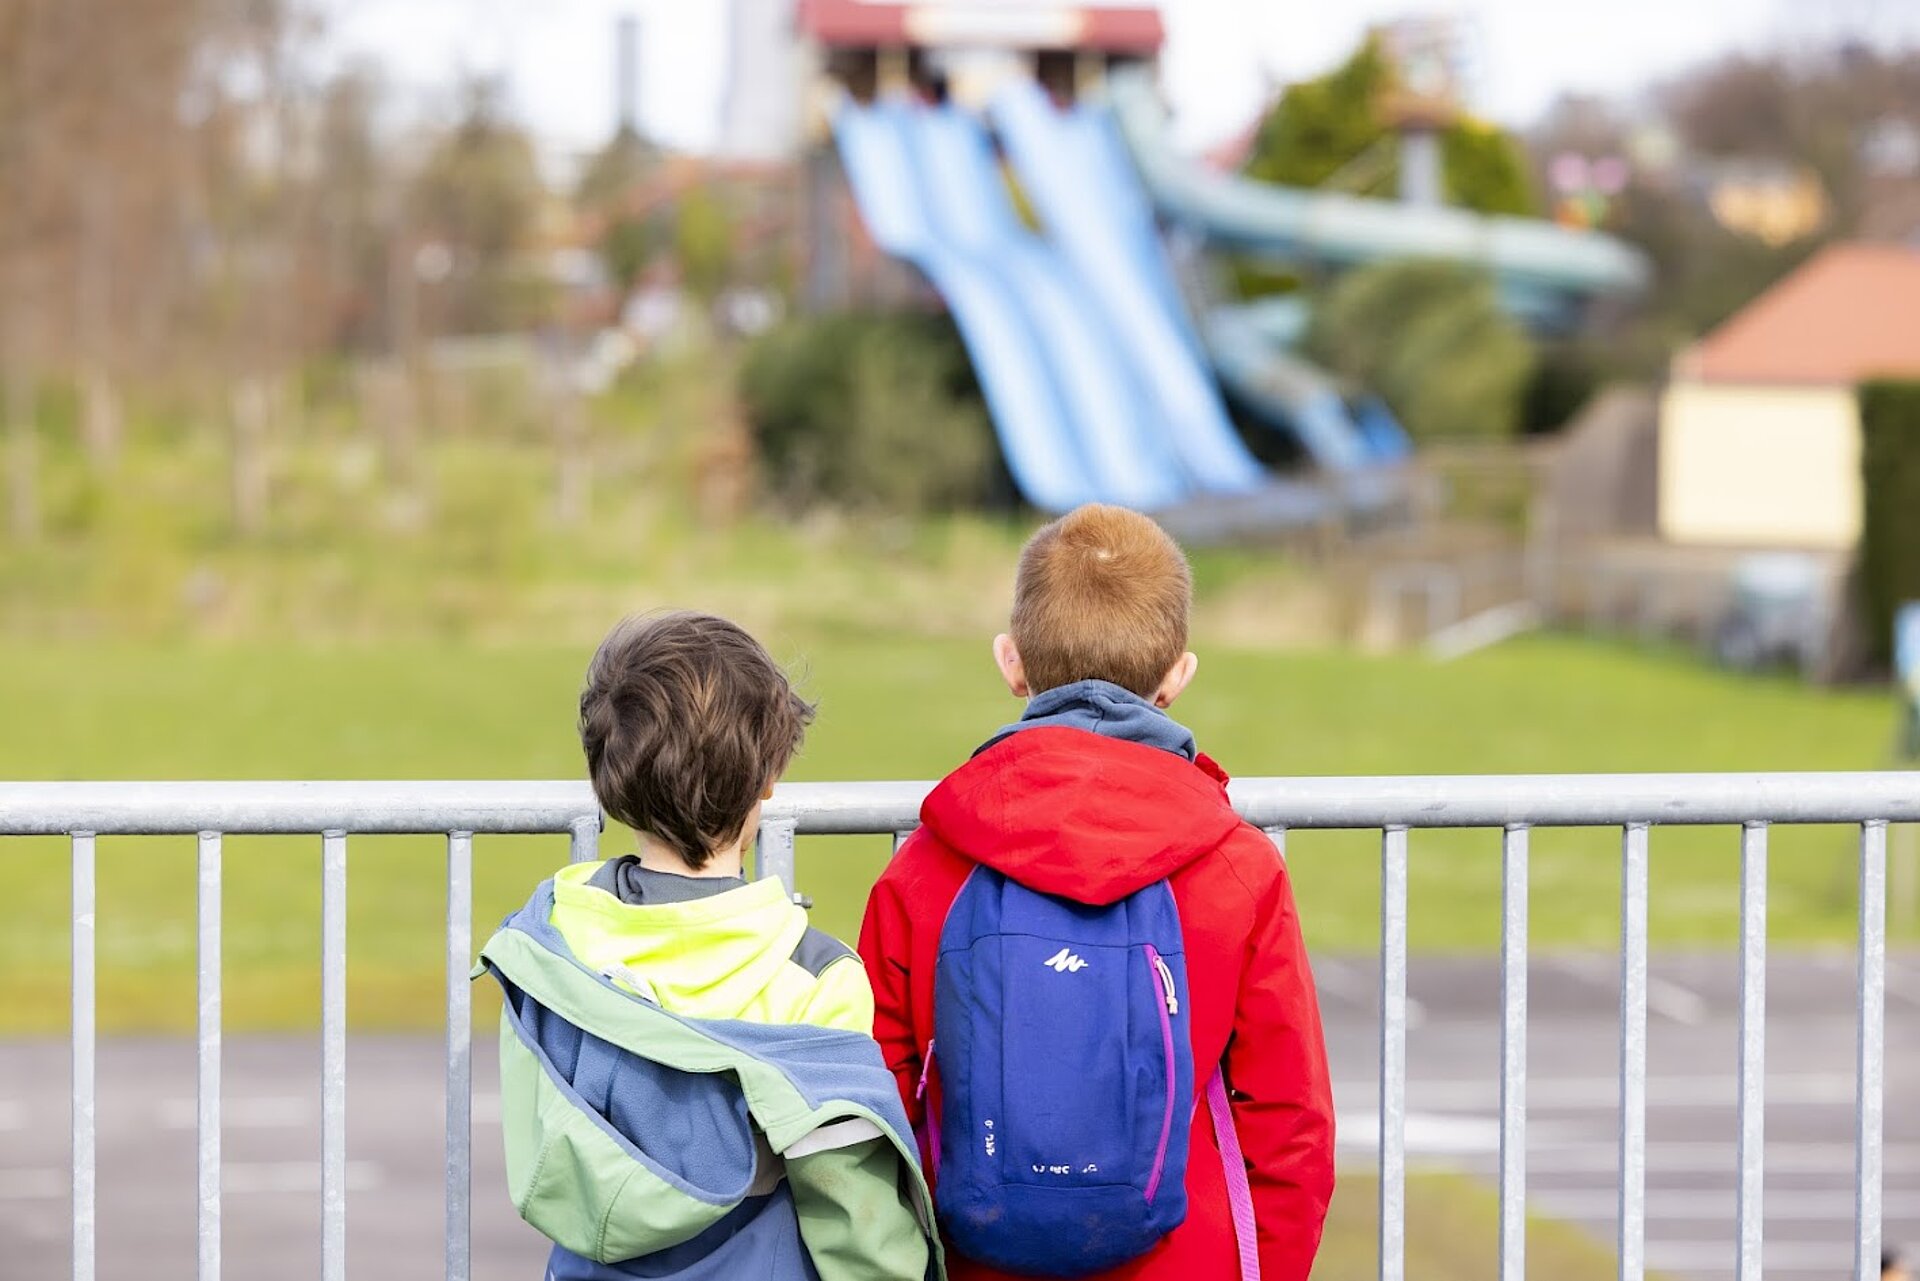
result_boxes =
[1043,947,1088,973]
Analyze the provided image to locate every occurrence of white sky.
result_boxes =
[320,0,1920,156]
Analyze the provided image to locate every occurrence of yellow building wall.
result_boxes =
[1658,382,1862,549]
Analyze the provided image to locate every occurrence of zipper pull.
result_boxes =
[1153,955,1179,1016]
[916,1039,937,1100]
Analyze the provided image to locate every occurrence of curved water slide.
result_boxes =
[990,80,1270,490]
[833,97,1187,511]
[1104,68,1649,317]
[1094,67,1644,470]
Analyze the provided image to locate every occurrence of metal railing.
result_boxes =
[4,771,1916,1281]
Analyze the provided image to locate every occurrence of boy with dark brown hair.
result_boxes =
[493,610,936,1281]
[564,609,870,1028]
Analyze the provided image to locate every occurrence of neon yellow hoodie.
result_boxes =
[548,859,874,1035]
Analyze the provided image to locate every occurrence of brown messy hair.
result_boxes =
[579,611,814,869]
[1010,504,1192,698]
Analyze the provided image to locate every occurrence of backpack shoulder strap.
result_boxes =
[1207,1067,1261,1281]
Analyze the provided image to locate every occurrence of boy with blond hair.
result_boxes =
[860,505,1335,1281]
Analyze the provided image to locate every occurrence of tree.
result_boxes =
[1244,37,1392,192]
[411,79,548,335]
[599,215,667,294]
[1442,119,1534,217]
[577,127,668,294]
[673,187,735,303]
[1305,260,1535,443]
[1243,35,1536,216]
[576,127,659,216]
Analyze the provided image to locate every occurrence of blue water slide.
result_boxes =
[833,98,1186,511]
[991,81,1269,490]
[1205,306,1379,470]
[896,103,1185,509]
[833,102,1093,512]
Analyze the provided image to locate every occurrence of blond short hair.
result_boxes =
[1010,505,1192,697]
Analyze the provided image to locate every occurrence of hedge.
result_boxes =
[738,313,1003,514]
[1858,378,1920,667]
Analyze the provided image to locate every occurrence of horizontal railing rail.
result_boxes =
[8,771,1918,837]
[3,771,1909,1281]
[759,771,1920,832]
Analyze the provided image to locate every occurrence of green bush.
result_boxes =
[1520,343,1604,435]
[738,313,1000,513]
[1243,34,1535,217]
[1305,260,1535,443]
[1858,379,1920,667]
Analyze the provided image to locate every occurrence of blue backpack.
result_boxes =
[925,867,1195,1277]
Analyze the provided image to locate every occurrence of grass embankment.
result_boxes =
[1314,1174,1640,1281]
[0,353,1907,1035]
[0,631,1900,1034]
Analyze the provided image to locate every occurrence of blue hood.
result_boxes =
[983,678,1197,761]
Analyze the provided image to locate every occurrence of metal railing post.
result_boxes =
[70,832,95,1281]
[757,817,798,899]
[1499,825,1530,1281]
[196,832,221,1281]
[569,814,600,865]
[321,831,347,1281]
[1618,823,1649,1281]
[445,832,473,1281]
[1379,826,1408,1281]
[1855,821,1888,1281]
[1735,822,1769,1281]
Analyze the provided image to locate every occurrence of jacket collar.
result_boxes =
[981,678,1198,761]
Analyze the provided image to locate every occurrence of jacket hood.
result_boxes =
[921,726,1241,906]
[548,863,806,1018]
[982,678,1197,761]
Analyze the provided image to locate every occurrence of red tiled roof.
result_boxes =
[797,0,1164,52]
[1678,241,1920,385]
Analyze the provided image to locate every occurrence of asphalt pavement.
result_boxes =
[3,952,1916,1279]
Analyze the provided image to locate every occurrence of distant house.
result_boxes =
[1659,242,1920,549]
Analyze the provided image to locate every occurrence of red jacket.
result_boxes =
[859,727,1336,1281]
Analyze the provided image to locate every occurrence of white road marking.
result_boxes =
[158,1095,310,1130]
[0,1161,381,1200]
[1335,1073,1856,1112]
[1550,955,1710,1026]
[1646,974,1711,1025]
[1335,1110,1502,1155]
[223,1159,382,1195]
[1315,960,1428,1027]
[1527,1140,1920,1176]
[0,1169,63,1200]
[1646,1240,1855,1273]
[1534,1189,1871,1222]
[1886,960,1920,1011]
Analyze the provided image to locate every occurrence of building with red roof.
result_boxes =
[1659,242,1920,548]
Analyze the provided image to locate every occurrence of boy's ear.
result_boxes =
[992,633,1030,698]
[1152,652,1198,709]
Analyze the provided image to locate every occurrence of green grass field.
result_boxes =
[0,629,1906,1033]
[1314,1173,1634,1281]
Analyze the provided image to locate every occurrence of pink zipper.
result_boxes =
[915,1040,941,1176]
[1143,945,1178,1204]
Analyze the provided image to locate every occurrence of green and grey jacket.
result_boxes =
[479,878,942,1281]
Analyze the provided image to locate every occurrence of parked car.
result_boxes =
[1711,553,1834,675]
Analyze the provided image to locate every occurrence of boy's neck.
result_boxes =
[636,837,747,880]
